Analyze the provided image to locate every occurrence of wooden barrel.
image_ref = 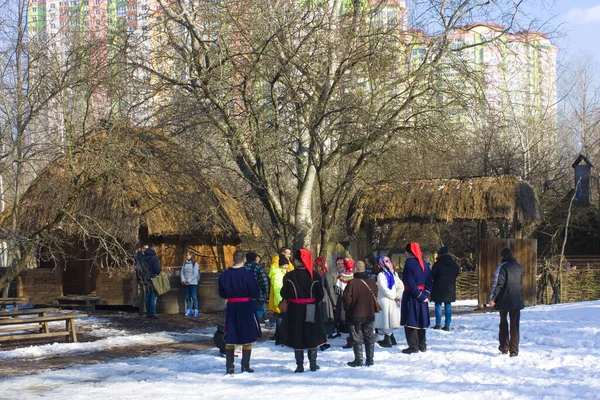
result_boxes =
[198,273,225,312]
[157,272,185,314]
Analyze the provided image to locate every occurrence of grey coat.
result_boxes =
[491,259,524,311]
[320,272,336,323]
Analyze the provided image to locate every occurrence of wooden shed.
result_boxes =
[347,176,543,308]
[10,125,259,308]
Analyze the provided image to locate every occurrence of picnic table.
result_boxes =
[54,295,102,311]
[0,297,29,311]
[0,311,87,343]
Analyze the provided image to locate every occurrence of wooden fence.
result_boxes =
[455,270,600,304]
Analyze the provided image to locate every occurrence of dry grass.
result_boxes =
[348,176,542,232]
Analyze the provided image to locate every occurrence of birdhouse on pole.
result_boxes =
[572,154,593,205]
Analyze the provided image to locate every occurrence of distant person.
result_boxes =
[364,254,378,279]
[431,246,460,331]
[374,256,402,347]
[335,257,355,349]
[181,251,200,317]
[314,257,335,349]
[143,244,161,319]
[281,249,326,372]
[134,244,148,315]
[245,251,271,327]
[269,247,293,344]
[401,242,433,354]
[218,249,261,374]
[489,248,524,357]
[343,261,378,367]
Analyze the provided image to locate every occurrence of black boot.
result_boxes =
[347,344,363,367]
[402,327,419,354]
[377,334,392,348]
[417,329,427,352]
[308,349,320,371]
[390,333,397,345]
[241,349,254,373]
[365,343,375,366]
[294,350,304,373]
[342,335,353,349]
[225,348,235,374]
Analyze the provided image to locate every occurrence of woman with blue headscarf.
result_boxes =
[373,256,403,347]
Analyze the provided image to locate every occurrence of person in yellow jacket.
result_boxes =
[269,247,293,343]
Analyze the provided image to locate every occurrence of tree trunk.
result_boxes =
[294,164,317,250]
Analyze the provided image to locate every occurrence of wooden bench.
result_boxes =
[0,313,88,343]
[54,296,102,311]
[0,297,29,311]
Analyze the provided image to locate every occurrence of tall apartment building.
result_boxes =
[409,23,558,146]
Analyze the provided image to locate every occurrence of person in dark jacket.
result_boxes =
[281,249,327,373]
[400,242,433,354]
[218,249,262,374]
[143,244,161,318]
[431,246,460,331]
[489,247,524,357]
[343,261,378,367]
[244,252,270,327]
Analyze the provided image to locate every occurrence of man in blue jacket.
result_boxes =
[143,244,162,318]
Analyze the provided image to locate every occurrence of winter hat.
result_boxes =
[295,248,314,279]
[278,255,289,267]
[438,246,449,255]
[246,252,257,262]
[500,247,513,261]
[343,258,355,272]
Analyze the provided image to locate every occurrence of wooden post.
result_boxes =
[68,318,77,342]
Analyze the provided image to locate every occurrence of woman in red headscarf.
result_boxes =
[280,249,327,372]
[400,242,433,354]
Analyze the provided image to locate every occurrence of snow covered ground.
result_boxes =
[2,300,600,400]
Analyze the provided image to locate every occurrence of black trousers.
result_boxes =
[404,327,426,351]
[499,309,520,355]
[349,321,375,345]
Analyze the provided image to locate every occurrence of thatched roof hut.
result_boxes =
[14,125,257,245]
[348,176,542,233]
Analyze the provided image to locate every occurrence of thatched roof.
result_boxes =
[14,125,257,244]
[348,176,542,233]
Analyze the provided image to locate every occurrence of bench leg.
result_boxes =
[68,319,78,343]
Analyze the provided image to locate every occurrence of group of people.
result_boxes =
[137,241,524,374]
[219,242,525,374]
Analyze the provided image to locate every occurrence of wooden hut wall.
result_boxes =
[95,269,137,306]
[478,239,537,308]
[156,238,240,272]
[17,267,62,304]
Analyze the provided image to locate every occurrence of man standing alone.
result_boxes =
[490,247,524,357]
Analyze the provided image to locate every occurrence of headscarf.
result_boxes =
[377,256,395,290]
[314,257,327,276]
[406,242,425,271]
[295,248,314,279]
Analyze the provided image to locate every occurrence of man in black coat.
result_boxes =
[489,247,524,357]
[343,261,378,367]
[143,244,162,318]
[431,246,460,331]
[134,244,149,315]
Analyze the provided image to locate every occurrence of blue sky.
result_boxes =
[536,0,600,64]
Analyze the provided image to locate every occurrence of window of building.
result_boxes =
[51,23,56,28]
[50,3,55,8]
[116,6,126,16]
[96,9,100,14]
[96,19,100,26]
[95,0,100,4]
[32,7,37,12]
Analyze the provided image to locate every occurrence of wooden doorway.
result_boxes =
[478,239,537,308]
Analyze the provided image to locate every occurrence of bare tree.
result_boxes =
[129,0,533,253]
